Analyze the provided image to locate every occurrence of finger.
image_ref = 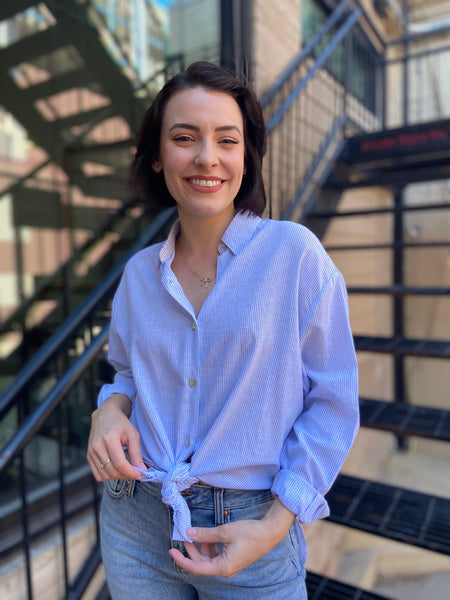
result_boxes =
[106,445,143,480]
[168,548,223,576]
[183,541,219,560]
[88,442,140,482]
[126,434,146,471]
[87,451,105,481]
[88,451,114,481]
[187,525,229,544]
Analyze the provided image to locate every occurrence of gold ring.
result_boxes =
[100,458,111,469]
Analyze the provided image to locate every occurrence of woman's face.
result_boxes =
[155,86,245,222]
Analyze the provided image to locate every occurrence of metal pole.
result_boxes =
[393,188,407,450]
[402,0,410,125]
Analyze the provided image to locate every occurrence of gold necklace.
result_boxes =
[178,246,215,289]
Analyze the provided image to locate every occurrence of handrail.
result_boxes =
[388,21,450,45]
[283,114,348,221]
[0,324,109,472]
[260,0,354,109]
[0,207,176,419]
[261,0,384,220]
[265,8,363,133]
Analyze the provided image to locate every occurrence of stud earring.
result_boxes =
[153,164,161,173]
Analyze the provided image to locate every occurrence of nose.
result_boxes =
[194,140,218,168]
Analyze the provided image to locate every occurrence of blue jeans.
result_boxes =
[101,479,307,599]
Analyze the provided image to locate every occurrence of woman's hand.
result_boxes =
[86,393,145,481]
[169,498,296,577]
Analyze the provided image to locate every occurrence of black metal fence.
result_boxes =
[0,208,175,600]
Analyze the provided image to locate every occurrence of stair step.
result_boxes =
[353,335,450,358]
[65,139,134,170]
[56,106,113,131]
[341,118,450,168]
[21,66,95,102]
[12,187,60,228]
[0,0,39,21]
[308,201,450,219]
[34,277,99,296]
[12,187,117,229]
[72,174,131,199]
[94,570,392,600]
[325,241,450,251]
[327,475,450,555]
[0,26,68,67]
[327,118,450,188]
[360,398,450,442]
[347,285,450,296]
[306,572,390,600]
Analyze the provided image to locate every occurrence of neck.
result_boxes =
[177,209,236,256]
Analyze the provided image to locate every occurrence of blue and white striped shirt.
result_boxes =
[98,211,359,557]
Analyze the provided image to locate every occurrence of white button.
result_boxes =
[185,438,191,448]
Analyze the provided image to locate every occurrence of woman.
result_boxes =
[87,61,359,599]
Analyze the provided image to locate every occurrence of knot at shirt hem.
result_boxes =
[133,462,199,542]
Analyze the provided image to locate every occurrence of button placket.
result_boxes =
[185,316,199,460]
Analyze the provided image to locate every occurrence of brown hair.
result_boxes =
[133,61,267,216]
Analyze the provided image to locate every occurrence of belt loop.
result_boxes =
[126,479,136,497]
[214,488,225,526]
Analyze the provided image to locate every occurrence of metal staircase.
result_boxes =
[260,1,450,597]
[0,1,449,599]
[0,1,182,385]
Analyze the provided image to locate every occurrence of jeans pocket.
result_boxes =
[105,478,136,499]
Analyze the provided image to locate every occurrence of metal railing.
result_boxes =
[259,0,450,223]
[259,0,385,222]
[0,208,175,600]
[385,22,450,127]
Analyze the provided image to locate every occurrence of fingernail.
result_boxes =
[187,527,197,536]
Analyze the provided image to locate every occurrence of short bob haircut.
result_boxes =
[132,61,267,216]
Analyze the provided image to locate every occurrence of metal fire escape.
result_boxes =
[0,0,182,384]
[0,1,449,599]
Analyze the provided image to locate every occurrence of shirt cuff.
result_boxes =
[271,469,330,525]
[97,382,136,407]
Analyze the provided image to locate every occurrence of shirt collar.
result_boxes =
[159,210,262,265]
[160,220,180,264]
[221,211,262,255]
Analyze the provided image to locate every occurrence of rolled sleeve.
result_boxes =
[272,272,359,524]
[272,469,329,524]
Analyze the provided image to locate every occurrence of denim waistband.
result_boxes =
[139,478,274,510]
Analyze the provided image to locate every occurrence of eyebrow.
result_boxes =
[169,123,241,134]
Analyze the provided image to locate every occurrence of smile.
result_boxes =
[187,178,224,187]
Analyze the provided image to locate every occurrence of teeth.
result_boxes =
[189,178,222,187]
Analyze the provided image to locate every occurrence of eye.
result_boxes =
[173,135,193,143]
[220,138,239,145]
